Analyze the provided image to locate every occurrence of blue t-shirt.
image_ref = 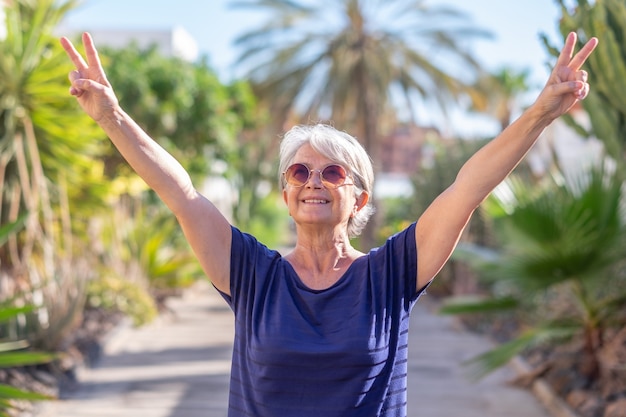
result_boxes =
[218,223,424,416]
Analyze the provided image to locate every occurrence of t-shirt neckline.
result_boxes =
[282,255,368,293]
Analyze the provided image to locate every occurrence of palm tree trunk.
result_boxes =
[581,325,601,382]
[355,62,381,250]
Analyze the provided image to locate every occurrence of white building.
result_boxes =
[57,26,199,62]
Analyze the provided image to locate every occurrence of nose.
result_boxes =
[306,169,324,188]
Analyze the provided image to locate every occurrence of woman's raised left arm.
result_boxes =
[414,32,598,289]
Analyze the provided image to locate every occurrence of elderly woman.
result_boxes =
[60,32,597,416]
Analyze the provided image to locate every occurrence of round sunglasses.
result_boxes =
[283,163,352,189]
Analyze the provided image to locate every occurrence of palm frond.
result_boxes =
[231,0,490,129]
[0,383,52,401]
[0,352,56,368]
[483,164,626,290]
[439,295,518,315]
[464,322,579,380]
[0,306,34,324]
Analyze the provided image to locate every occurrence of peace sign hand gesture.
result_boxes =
[60,32,119,123]
[534,32,598,121]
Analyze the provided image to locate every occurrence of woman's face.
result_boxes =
[282,144,367,232]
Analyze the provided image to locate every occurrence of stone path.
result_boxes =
[36,281,552,417]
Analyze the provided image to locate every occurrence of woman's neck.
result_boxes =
[285,229,365,290]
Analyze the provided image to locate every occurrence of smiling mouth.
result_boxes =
[303,199,329,204]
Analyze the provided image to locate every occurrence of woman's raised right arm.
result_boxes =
[60,33,232,295]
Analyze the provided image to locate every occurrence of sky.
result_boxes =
[59,0,568,136]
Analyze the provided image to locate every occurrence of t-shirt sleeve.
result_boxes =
[218,225,281,313]
[369,222,423,310]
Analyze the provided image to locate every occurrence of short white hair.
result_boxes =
[278,124,375,238]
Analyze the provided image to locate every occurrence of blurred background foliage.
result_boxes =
[0,0,624,414]
[443,165,626,381]
[0,0,272,412]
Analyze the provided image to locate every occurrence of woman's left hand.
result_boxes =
[534,31,598,121]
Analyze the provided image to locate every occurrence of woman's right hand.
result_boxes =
[60,32,119,123]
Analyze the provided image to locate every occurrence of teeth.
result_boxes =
[304,199,328,204]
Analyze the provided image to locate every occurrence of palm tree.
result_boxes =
[234,0,490,150]
[472,67,532,132]
[232,0,491,246]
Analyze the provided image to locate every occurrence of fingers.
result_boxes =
[577,82,590,100]
[60,36,88,71]
[81,32,106,77]
[69,85,83,97]
[59,32,104,73]
[575,70,589,99]
[571,80,589,100]
[550,79,586,100]
[556,32,598,72]
[561,71,589,100]
[68,77,105,98]
[69,69,80,83]
[555,32,577,69]
[68,70,84,96]
[551,32,597,101]
[569,36,598,71]
[61,32,111,91]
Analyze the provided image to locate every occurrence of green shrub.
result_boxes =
[86,275,158,327]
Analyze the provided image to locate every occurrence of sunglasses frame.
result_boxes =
[283,163,352,189]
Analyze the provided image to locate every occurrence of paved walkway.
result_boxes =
[36,281,552,417]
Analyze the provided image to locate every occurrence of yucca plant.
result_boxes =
[442,164,626,382]
[0,0,108,353]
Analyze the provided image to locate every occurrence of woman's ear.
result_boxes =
[353,191,369,215]
[283,188,293,217]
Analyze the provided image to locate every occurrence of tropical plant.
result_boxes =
[86,201,200,325]
[0,0,105,266]
[472,66,533,132]
[0,304,56,417]
[410,136,491,243]
[0,0,107,352]
[0,218,55,416]
[125,205,202,294]
[441,165,626,382]
[542,0,626,176]
[85,275,158,327]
